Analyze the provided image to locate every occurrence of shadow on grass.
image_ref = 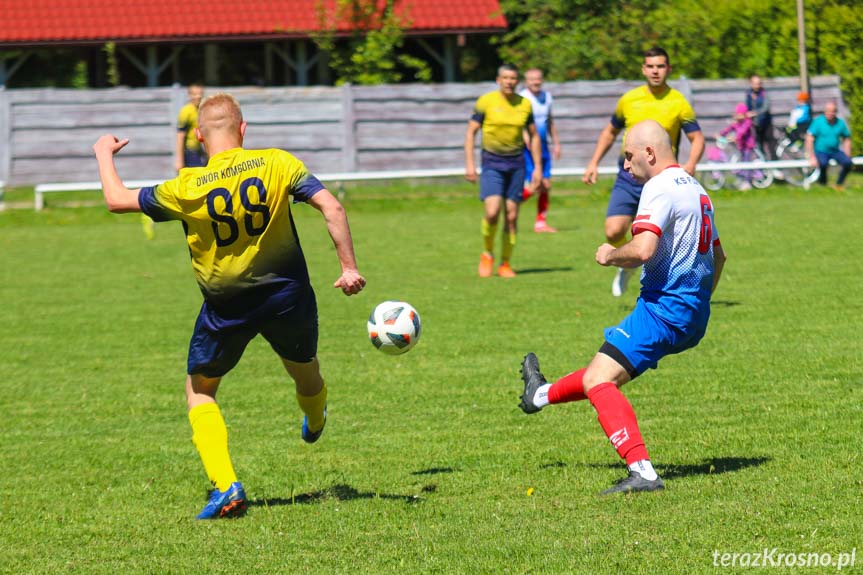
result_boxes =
[659,456,771,479]
[247,483,435,508]
[576,456,770,480]
[515,266,574,275]
[711,300,743,307]
[411,466,457,476]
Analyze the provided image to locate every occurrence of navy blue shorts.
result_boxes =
[184,149,207,168]
[602,298,707,378]
[187,289,319,377]
[480,166,526,203]
[606,160,644,218]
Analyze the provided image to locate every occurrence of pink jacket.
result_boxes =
[720,118,756,152]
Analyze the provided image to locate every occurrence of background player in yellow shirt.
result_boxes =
[583,47,704,297]
[175,83,207,172]
[143,84,207,240]
[465,64,542,278]
[93,93,366,520]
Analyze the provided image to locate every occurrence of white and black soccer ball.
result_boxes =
[367,301,421,355]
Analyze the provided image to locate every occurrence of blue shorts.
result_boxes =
[606,159,644,218]
[480,165,526,203]
[602,298,706,378]
[524,149,552,182]
[184,149,207,168]
[187,288,318,377]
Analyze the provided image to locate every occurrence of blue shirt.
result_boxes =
[807,115,851,154]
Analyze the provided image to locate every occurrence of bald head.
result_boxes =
[622,120,676,183]
[824,101,839,122]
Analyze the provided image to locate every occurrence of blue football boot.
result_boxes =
[196,481,247,520]
[301,406,327,444]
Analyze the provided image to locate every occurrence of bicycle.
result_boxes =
[701,136,774,191]
[774,125,820,187]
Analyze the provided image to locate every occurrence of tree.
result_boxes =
[497,0,861,152]
[313,0,431,85]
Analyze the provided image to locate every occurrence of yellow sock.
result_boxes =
[481,219,497,253]
[610,235,628,248]
[188,403,238,492]
[501,231,516,262]
[141,214,155,240]
[296,383,327,433]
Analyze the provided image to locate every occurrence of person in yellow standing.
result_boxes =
[465,65,542,278]
[93,93,366,519]
[142,84,207,239]
[175,84,207,171]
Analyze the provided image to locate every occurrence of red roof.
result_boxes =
[0,0,507,46]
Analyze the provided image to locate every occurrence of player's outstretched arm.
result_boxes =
[464,120,481,183]
[527,124,543,189]
[683,130,705,176]
[306,188,366,296]
[583,124,620,184]
[595,230,659,268]
[549,115,562,160]
[93,135,142,213]
[711,243,727,295]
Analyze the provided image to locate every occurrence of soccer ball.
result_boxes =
[367,301,421,355]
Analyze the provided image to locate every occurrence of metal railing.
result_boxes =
[31,158,863,210]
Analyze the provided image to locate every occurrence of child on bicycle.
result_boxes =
[718,103,757,189]
[786,92,811,142]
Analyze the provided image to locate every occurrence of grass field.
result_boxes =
[1,177,861,574]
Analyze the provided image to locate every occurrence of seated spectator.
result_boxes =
[806,101,853,190]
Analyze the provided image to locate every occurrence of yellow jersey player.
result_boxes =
[93,93,366,520]
[143,84,208,241]
[175,83,206,171]
[465,64,542,278]
[583,47,704,297]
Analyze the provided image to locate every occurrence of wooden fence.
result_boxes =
[0,76,847,186]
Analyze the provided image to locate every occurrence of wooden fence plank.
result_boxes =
[3,76,847,186]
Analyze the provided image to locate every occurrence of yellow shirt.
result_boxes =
[612,85,700,154]
[139,148,323,308]
[472,90,535,157]
[177,103,202,152]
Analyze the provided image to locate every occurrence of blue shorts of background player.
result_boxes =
[188,288,319,377]
[184,149,208,168]
[480,152,526,202]
[600,298,708,378]
[523,148,552,183]
[606,156,644,218]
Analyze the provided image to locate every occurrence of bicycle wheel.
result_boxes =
[750,149,774,189]
[700,168,725,191]
[777,137,819,187]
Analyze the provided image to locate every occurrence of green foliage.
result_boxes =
[811,0,863,153]
[103,42,120,87]
[498,0,863,152]
[312,0,431,85]
[496,0,661,81]
[0,179,861,573]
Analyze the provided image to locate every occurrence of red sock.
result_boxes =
[537,191,549,219]
[586,382,649,465]
[548,369,587,403]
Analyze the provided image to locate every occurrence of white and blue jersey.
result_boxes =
[604,165,720,376]
[520,88,553,179]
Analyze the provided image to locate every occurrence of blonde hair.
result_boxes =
[197,93,243,137]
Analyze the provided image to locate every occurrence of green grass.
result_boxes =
[1,177,861,574]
